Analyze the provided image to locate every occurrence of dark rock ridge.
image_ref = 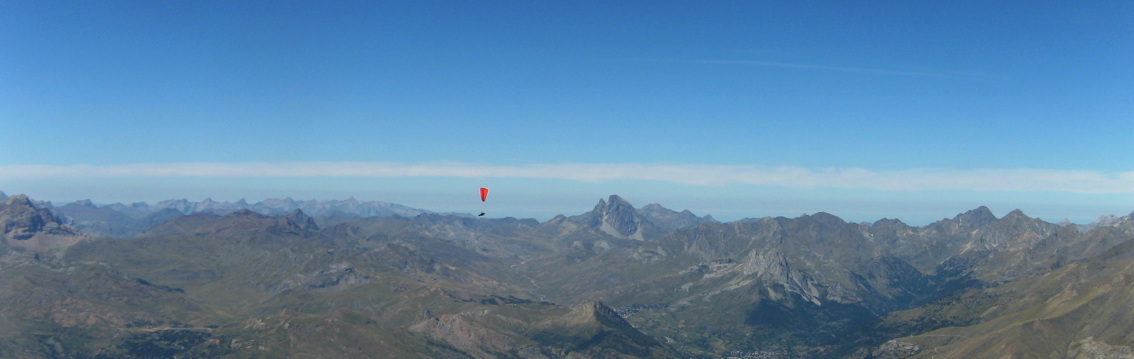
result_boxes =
[281,209,319,231]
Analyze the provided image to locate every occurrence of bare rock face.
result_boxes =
[579,195,650,240]
[591,196,640,238]
[871,340,920,358]
[739,249,823,304]
[1,194,78,240]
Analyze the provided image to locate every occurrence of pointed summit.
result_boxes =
[953,206,997,228]
[0,190,6,200]
[589,195,644,239]
[592,198,608,212]
[282,209,318,231]
[1002,208,1030,220]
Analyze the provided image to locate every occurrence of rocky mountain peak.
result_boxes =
[4,194,32,206]
[282,209,319,231]
[0,190,7,200]
[1092,214,1121,227]
[74,199,96,207]
[809,211,846,225]
[1002,209,1030,220]
[588,195,644,239]
[1,194,79,241]
[953,206,997,228]
[592,198,607,212]
[872,218,909,228]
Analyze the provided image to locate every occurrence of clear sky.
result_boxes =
[2,1,1132,225]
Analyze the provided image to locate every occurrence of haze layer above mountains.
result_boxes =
[2,191,1134,358]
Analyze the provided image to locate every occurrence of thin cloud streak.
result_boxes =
[661,59,1006,81]
[2,162,1132,194]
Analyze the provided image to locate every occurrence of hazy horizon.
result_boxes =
[6,188,1129,227]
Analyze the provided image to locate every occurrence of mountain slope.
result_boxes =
[888,239,1134,358]
[5,192,1134,358]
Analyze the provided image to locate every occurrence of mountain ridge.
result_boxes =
[3,191,1134,358]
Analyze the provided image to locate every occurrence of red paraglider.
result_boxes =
[478,187,489,216]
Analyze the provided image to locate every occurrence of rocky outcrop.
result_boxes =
[279,209,319,231]
[953,206,997,229]
[738,249,823,304]
[1,194,79,241]
[871,340,920,358]
[564,195,656,241]
[589,195,642,239]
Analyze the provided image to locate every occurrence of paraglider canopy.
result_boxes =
[478,187,489,217]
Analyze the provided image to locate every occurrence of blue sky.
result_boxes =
[2,1,1132,224]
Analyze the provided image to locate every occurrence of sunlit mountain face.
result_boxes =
[3,192,1133,358]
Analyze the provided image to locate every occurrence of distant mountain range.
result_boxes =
[44,196,431,238]
[83,196,429,218]
[2,191,1134,358]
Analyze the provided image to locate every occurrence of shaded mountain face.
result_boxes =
[3,193,1134,358]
